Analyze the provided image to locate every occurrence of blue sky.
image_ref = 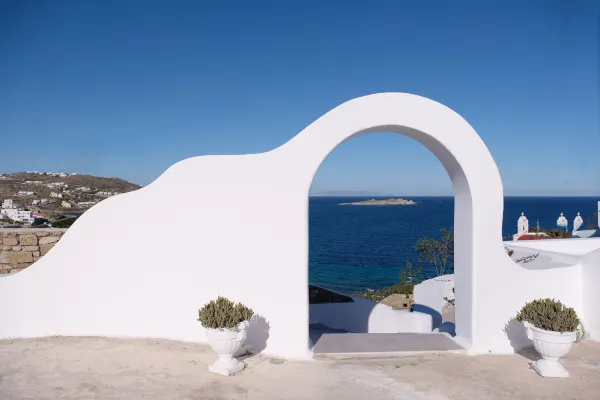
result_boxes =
[1,0,598,196]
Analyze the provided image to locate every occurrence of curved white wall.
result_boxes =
[0,92,597,359]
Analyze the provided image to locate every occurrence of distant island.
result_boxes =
[311,191,392,197]
[339,198,417,206]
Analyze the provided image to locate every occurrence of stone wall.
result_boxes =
[0,229,66,274]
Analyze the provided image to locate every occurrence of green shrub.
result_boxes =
[198,296,254,330]
[52,217,78,228]
[355,282,415,302]
[516,298,579,333]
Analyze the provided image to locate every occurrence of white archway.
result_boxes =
[276,93,506,353]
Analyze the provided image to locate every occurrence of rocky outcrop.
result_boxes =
[0,230,66,274]
[339,198,417,206]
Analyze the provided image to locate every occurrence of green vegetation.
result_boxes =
[354,281,417,302]
[516,298,579,333]
[528,226,572,238]
[355,229,453,302]
[197,296,254,330]
[415,227,454,277]
[52,217,78,228]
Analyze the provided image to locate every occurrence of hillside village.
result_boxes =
[0,172,142,227]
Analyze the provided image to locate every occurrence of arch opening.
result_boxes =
[306,128,469,354]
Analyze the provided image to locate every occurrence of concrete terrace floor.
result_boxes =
[1,337,600,400]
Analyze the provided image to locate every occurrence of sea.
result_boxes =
[309,196,599,295]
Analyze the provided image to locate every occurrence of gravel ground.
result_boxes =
[1,336,600,400]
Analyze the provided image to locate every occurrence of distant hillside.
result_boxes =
[0,172,142,220]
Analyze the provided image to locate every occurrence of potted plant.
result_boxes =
[198,296,254,376]
[516,298,580,378]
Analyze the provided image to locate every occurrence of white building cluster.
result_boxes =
[0,199,34,223]
[513,207,600,241]
[31,199,51,206]
[96,191,121,197]
[46,182,68,188]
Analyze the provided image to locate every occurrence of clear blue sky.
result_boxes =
[1,0,598,196]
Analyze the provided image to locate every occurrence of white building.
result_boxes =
[61,201,72,208]
[77,201,97,207]
[512,212,529,240]
[44,172,68,178]
[557,212,568,229]
[46,182,67,188]
[50,192,63,198]
[16,191,35,196]
[0,198,33,223]
[573,212,584,232]
[96,191,120,197]
[1,199,17,209]
[1,209,34,223]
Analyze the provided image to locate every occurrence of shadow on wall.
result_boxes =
[503,319,531,351]
[309,294,435,340]
[246,314,271,354]
[309,296,378,333]
[412,304,442,330]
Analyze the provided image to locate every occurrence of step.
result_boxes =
[311,332,465,358]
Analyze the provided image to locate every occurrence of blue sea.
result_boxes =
[309,196,599,294]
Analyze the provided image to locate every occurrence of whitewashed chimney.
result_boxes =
[518,212,529,234]
[557,212,568,229]
[573,212,583,232]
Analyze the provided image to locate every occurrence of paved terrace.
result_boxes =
[1,337,599,399]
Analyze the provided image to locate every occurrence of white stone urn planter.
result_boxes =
[205,321,249,376]
[523,321,576,378]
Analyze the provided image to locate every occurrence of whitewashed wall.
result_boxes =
[0,93,598,359]
[497,240,600,348]
[581,248,600,340]
[309,296,432,334]
[413,274,454,330]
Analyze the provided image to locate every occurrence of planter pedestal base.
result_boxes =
[208,355,245,376]
[532,358,569,378]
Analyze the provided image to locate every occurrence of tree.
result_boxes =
[414,227,454,277]
[399,260,426,285]
[584,212,598,230]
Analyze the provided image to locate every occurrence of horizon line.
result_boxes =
[309,194,600,198]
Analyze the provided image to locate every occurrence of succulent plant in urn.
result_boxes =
[198,297,254,376]
[516,298,579,378]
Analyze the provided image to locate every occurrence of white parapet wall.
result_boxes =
[413,274,455,330]
[310,295,432,334]
[0,93,598,359]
